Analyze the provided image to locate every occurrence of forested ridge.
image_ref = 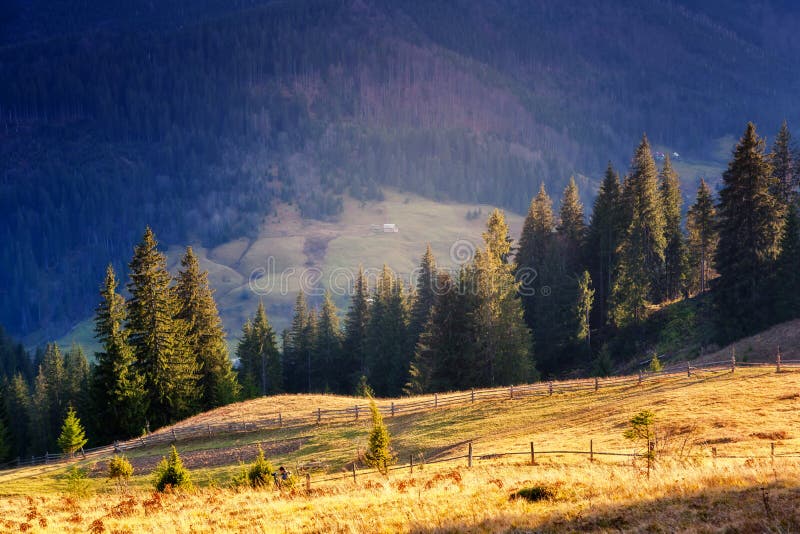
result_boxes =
[2,0,800,340]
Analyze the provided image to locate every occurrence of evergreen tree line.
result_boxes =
[0,120,796,460]
[0,228,241,459]
[235,210,537,398]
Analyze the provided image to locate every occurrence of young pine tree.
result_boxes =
[92,265,147,440]
[57,406,88,457]
[714,123,784,339]
[174,247,240,408]
[127,227,199,427]
[364,399,395,475]
[557,176,587,273]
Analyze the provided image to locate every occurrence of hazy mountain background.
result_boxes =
[2,0,799,345]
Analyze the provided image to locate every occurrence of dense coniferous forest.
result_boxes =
[1,122,798,461]
[2,0,800,341]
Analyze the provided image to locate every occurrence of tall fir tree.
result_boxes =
[5,373,30,457]
[302,307,318,393]
[659,155,688,300]
[772,203,800,322]
[92,265,147,440]
[343,267,370,391]
[587,163,625,327]
[365,267,409,397]
[314,291,343,393]
[127,227,199,428]
[406,272,476,393]
[575,271,594,352]
[237,301,282,397]
[610,135,666,327]
[40,343,66,441]
[63,344,90,422]
[557,176,587,273]
[471,210,534,386]
[515,184,560,371]
[686,180,718,295]
[408,245,437,346]
[174,247,240,408]
[770,120,796,206]
[714,122,784,339]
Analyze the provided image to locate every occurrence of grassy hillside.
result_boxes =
[1,368,798,531]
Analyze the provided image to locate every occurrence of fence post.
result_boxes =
[355,405,360,420]
[45,452,48,465]
[434,393,438,408]
[590,440,594,463]
[548,382,553,396]
[530,442,535,465]
[306,473,311,492]
[391,402,395,417]
[731,351,736,374]
[468,442,473,468]
[777,348,782,373]
[638,370,643,385]
[172,429,177,442]
[278,413,283,427]
[410,454,414,474]
[647,441,653,479]
[771,442,775,460]
[352,463,357,483]
[687,361,691,378]
[207,424,212,438]
[712,447,717,462]
[471,388,475,403]
[317,408,321,424]
[510,386,514,399]
[594,377,599,392]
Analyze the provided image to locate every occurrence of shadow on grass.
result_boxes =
[407,482,800,533]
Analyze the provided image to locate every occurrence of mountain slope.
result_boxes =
[2,0,799,339]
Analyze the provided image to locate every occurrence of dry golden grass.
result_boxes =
[2,368,800,532]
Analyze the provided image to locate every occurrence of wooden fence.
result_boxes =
[1,354,797,472]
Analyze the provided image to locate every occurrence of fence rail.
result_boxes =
[2,354,797,473]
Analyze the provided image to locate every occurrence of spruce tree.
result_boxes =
[314,291,343,393]
[408,245,437,346]
[686,180,717,294]
[770,120,795,206]
[63,344,90,418]
[575,271,594,351]
[659,155,688,300]
[365,267,409,397]
[364,399,394,475]
[237,301,282,397]
[772,204,800,322]
[516,184,559,370]
[174,247,240,408]
[302,307,318,392]
[57,406,88,457]
[41,343,66,440]
[283,293,308,392]
[557,176,587,272]
[610,135,666,326]
[92,265,147,440]
[127,227,199,428]
[5,374,30,457]
[587,163,624,326]
[343,267,370,391]
[29,369,50,453]
[406,272,475,393]
[714,122,784,339]
[472,210,534,386]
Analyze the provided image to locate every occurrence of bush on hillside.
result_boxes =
[153,446,192,492]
